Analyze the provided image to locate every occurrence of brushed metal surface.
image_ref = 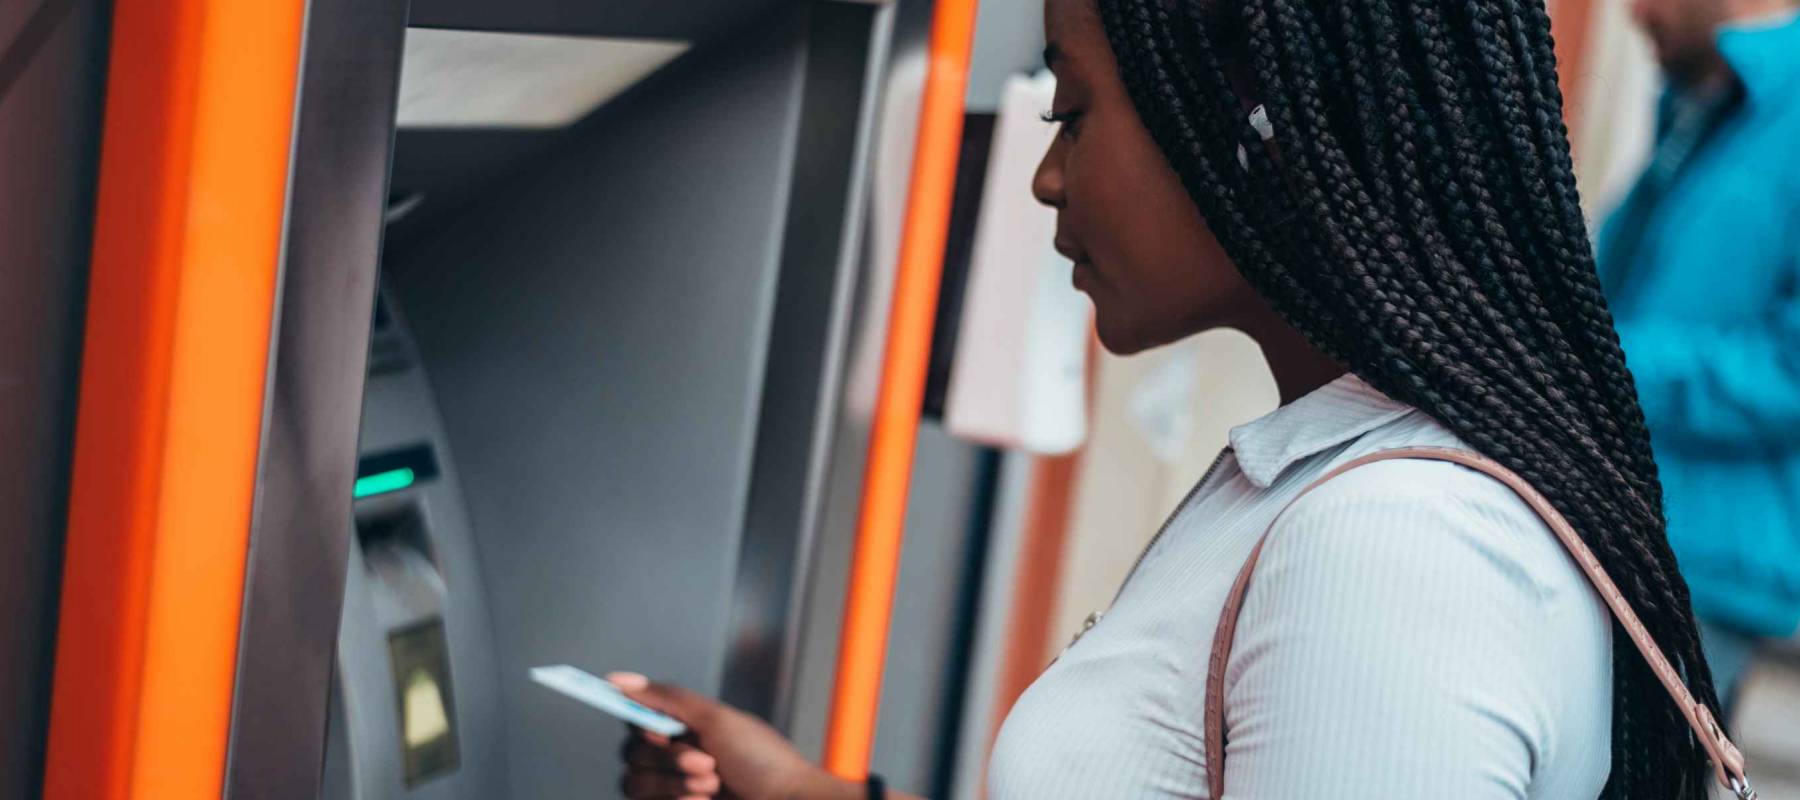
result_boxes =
[223,0,409,794]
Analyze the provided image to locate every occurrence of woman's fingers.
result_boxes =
[618,768,722,799]
[621,736,718,774]
[680,771,721,794]
[668,742,717,775]
[620,733,721,800]
[621,737,676,769]
[609,674,734,798]
[609,674,823,800]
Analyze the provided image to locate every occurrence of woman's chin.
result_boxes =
[1093,304,1219,356]
[1093,313,1157,356]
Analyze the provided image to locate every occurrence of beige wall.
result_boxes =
[1574,0,1659,214]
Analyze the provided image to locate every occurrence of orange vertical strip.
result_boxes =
[42,1,307,798]
[1551,0,1599,138]
[822,0,983,779]
[988,452,1081,718]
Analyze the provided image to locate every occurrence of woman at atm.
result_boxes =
[610,0,1750,797]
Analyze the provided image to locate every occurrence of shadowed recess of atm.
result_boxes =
[295,2,896,799]
[380,0,799,254]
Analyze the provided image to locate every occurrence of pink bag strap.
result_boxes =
[1202,446,1755,799]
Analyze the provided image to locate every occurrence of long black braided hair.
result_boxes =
[1096,0,1723,796]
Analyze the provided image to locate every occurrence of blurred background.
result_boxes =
[2,0,1795,797]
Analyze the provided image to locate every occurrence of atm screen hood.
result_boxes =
[396,28,689,129]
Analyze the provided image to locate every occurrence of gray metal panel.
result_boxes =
[872,426,990,792]
[385,12,814,796]
[0,0,109,795]
[721,0,890,727]
[787,0,932,767]
[947,451,1033,800]
[224,0,409,794]
[383,129,566,254]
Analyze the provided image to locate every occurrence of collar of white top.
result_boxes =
[1227,373,1416,489]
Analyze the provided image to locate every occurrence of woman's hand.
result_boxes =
[609,672,859,800]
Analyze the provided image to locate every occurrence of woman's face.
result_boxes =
[1034,0,1261,354]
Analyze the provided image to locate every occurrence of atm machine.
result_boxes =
[313,8,887,800]
[315,2,898,797]
[29,0,1034,796]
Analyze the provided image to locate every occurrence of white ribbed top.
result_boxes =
[987,374,1613,799]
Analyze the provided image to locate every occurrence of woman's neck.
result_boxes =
[1241,314,1346,405]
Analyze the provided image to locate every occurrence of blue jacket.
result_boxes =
[1596,13,1800,638]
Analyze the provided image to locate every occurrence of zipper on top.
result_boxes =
[1110,447,1233,603]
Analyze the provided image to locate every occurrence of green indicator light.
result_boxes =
[354,467,416,499]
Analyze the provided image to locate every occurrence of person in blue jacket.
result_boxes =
[1599,0,1800,707]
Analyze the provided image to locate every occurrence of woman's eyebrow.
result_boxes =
[1043,42,1066,70]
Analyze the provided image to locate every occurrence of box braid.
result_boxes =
[1097,0,1722,796]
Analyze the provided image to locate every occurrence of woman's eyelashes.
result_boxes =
[1041,108,1084,139]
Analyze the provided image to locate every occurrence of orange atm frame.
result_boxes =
[42,0,407,796]
[45,2,307,796]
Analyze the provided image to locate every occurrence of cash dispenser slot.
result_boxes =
[344,441,463,790]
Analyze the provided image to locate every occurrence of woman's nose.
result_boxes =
[1032,139,1066,209]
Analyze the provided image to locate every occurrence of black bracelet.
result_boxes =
[866,772,886,800]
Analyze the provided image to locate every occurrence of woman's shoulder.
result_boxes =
[1226,441,1614,799]
[1237,438,1614,694]
[1239,404,1607,620]
[1263,447,1598,612]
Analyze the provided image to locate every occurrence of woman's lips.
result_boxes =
[1055,239,1094,291]
[1071,260,1098,292]
[1053,237,1085,262]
